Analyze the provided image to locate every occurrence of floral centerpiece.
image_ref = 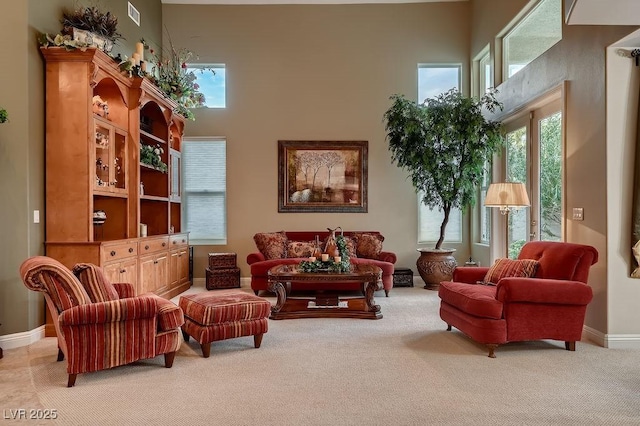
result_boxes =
[140,144,167,173]
[299,234,351,273]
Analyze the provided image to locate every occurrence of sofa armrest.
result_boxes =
[59,297,158,326]
[377,251,397,264]
[452,266,489,284]
[496,278,593,305]
[247,252,266,265]
[112,282,135,299]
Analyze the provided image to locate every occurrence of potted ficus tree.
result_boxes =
[383,88,504,289]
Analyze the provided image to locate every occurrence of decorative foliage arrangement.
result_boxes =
[0,108,7,124]
[147,39,213,120]
[61,5,123,44]
[384,88,504,250]
[39,33,92,51]
[140,144,167,173]
[299,234,351,273]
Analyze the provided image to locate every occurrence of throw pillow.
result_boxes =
[253,231,288,260]
[352,232,384,259]
[482,258,540,285]
[287,240,316,258]
[72,263,120,302]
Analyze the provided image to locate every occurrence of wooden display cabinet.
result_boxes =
[41,47,190,337]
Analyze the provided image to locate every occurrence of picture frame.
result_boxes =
[278,140,368,213]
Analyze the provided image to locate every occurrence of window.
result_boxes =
[182,137,226,244]
[503,0,561,79]
[479,160,491,244]
[417,64,462,243]
[479,51,492,95]
[186,64,226,108]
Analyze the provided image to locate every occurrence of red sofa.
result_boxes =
[438,241,598,357]
[247,231,396,296]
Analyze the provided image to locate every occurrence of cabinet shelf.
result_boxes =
[140,129,166,145]
[141,195,169,202]
[140,162,168,173]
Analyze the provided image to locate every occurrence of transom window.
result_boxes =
[503,0,562,79]
[186,64,226,108]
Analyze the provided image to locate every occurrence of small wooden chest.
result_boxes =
[206,267,241,290]
[393,268,414,287]
[208,252,237,269]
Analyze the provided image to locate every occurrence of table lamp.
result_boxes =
[484,182,531,258]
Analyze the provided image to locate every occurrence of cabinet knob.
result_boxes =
[120,269,126,273]
[129,247,134,253]
[162,242,166,247]
[154,260,158,264]
[182,239,185,243]
[173,241,177,245]
[145,245,149,250]
[110,250,116,257]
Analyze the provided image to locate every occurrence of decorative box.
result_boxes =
[206,267,241,290]
[208,252,237,269]
[393,268,414,287]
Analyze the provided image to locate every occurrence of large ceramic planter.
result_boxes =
[416,248,457,291]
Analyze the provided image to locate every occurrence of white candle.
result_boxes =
[309,256,316,262]
[136,42,145,62]
[321,253,329,262]
[132,53,141,66]
[334,256,341,263]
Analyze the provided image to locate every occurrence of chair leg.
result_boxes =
[67,374,77,387]
[201,343,211,358]
[446,324,452,331]
[254,333,264,348]
[254,290,259,296]
[487,344,498,358]
[385,289,389,297]
[164,351,176,368]
[57,347,64,361]
[565,341,576,351]
[182,329,190,342]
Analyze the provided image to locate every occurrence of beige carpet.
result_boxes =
[2,285,640,425]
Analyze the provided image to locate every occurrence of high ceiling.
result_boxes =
[161,0,466,4]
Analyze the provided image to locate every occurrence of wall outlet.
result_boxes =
[33,210,40,224]
[572,207,584,221]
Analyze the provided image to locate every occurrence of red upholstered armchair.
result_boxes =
[438,241,598,358]
[20,256,184,387]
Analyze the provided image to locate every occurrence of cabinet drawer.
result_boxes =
[170,234,189,248]
[102,241,138,262]
[139,236,170,254]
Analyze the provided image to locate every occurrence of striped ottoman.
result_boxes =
[179,290,271,358]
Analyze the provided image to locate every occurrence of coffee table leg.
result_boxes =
[363,281,381,314]
[268,280,287,315]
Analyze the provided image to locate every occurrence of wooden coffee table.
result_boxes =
[267,264,383,320]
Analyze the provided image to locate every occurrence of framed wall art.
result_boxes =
[278,140,368,213]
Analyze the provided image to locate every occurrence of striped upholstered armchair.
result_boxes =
[20,256,184,387]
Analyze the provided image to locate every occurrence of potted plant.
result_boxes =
[0,108,7,124]
[383,88,504,289]
[60,5,123,53]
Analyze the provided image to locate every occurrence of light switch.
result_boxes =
[33,210,40,224]
[572,207,584,221]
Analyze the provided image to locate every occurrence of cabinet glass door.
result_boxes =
[113,129,127,192]
[95,123,111,190]
[170,149,181,201]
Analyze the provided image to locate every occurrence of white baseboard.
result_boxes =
[583,325,640,349]
[0,325,46,350]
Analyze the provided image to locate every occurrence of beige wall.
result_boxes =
[0,0,163,336]
[162,3,472,279]
[470,0,637,337]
